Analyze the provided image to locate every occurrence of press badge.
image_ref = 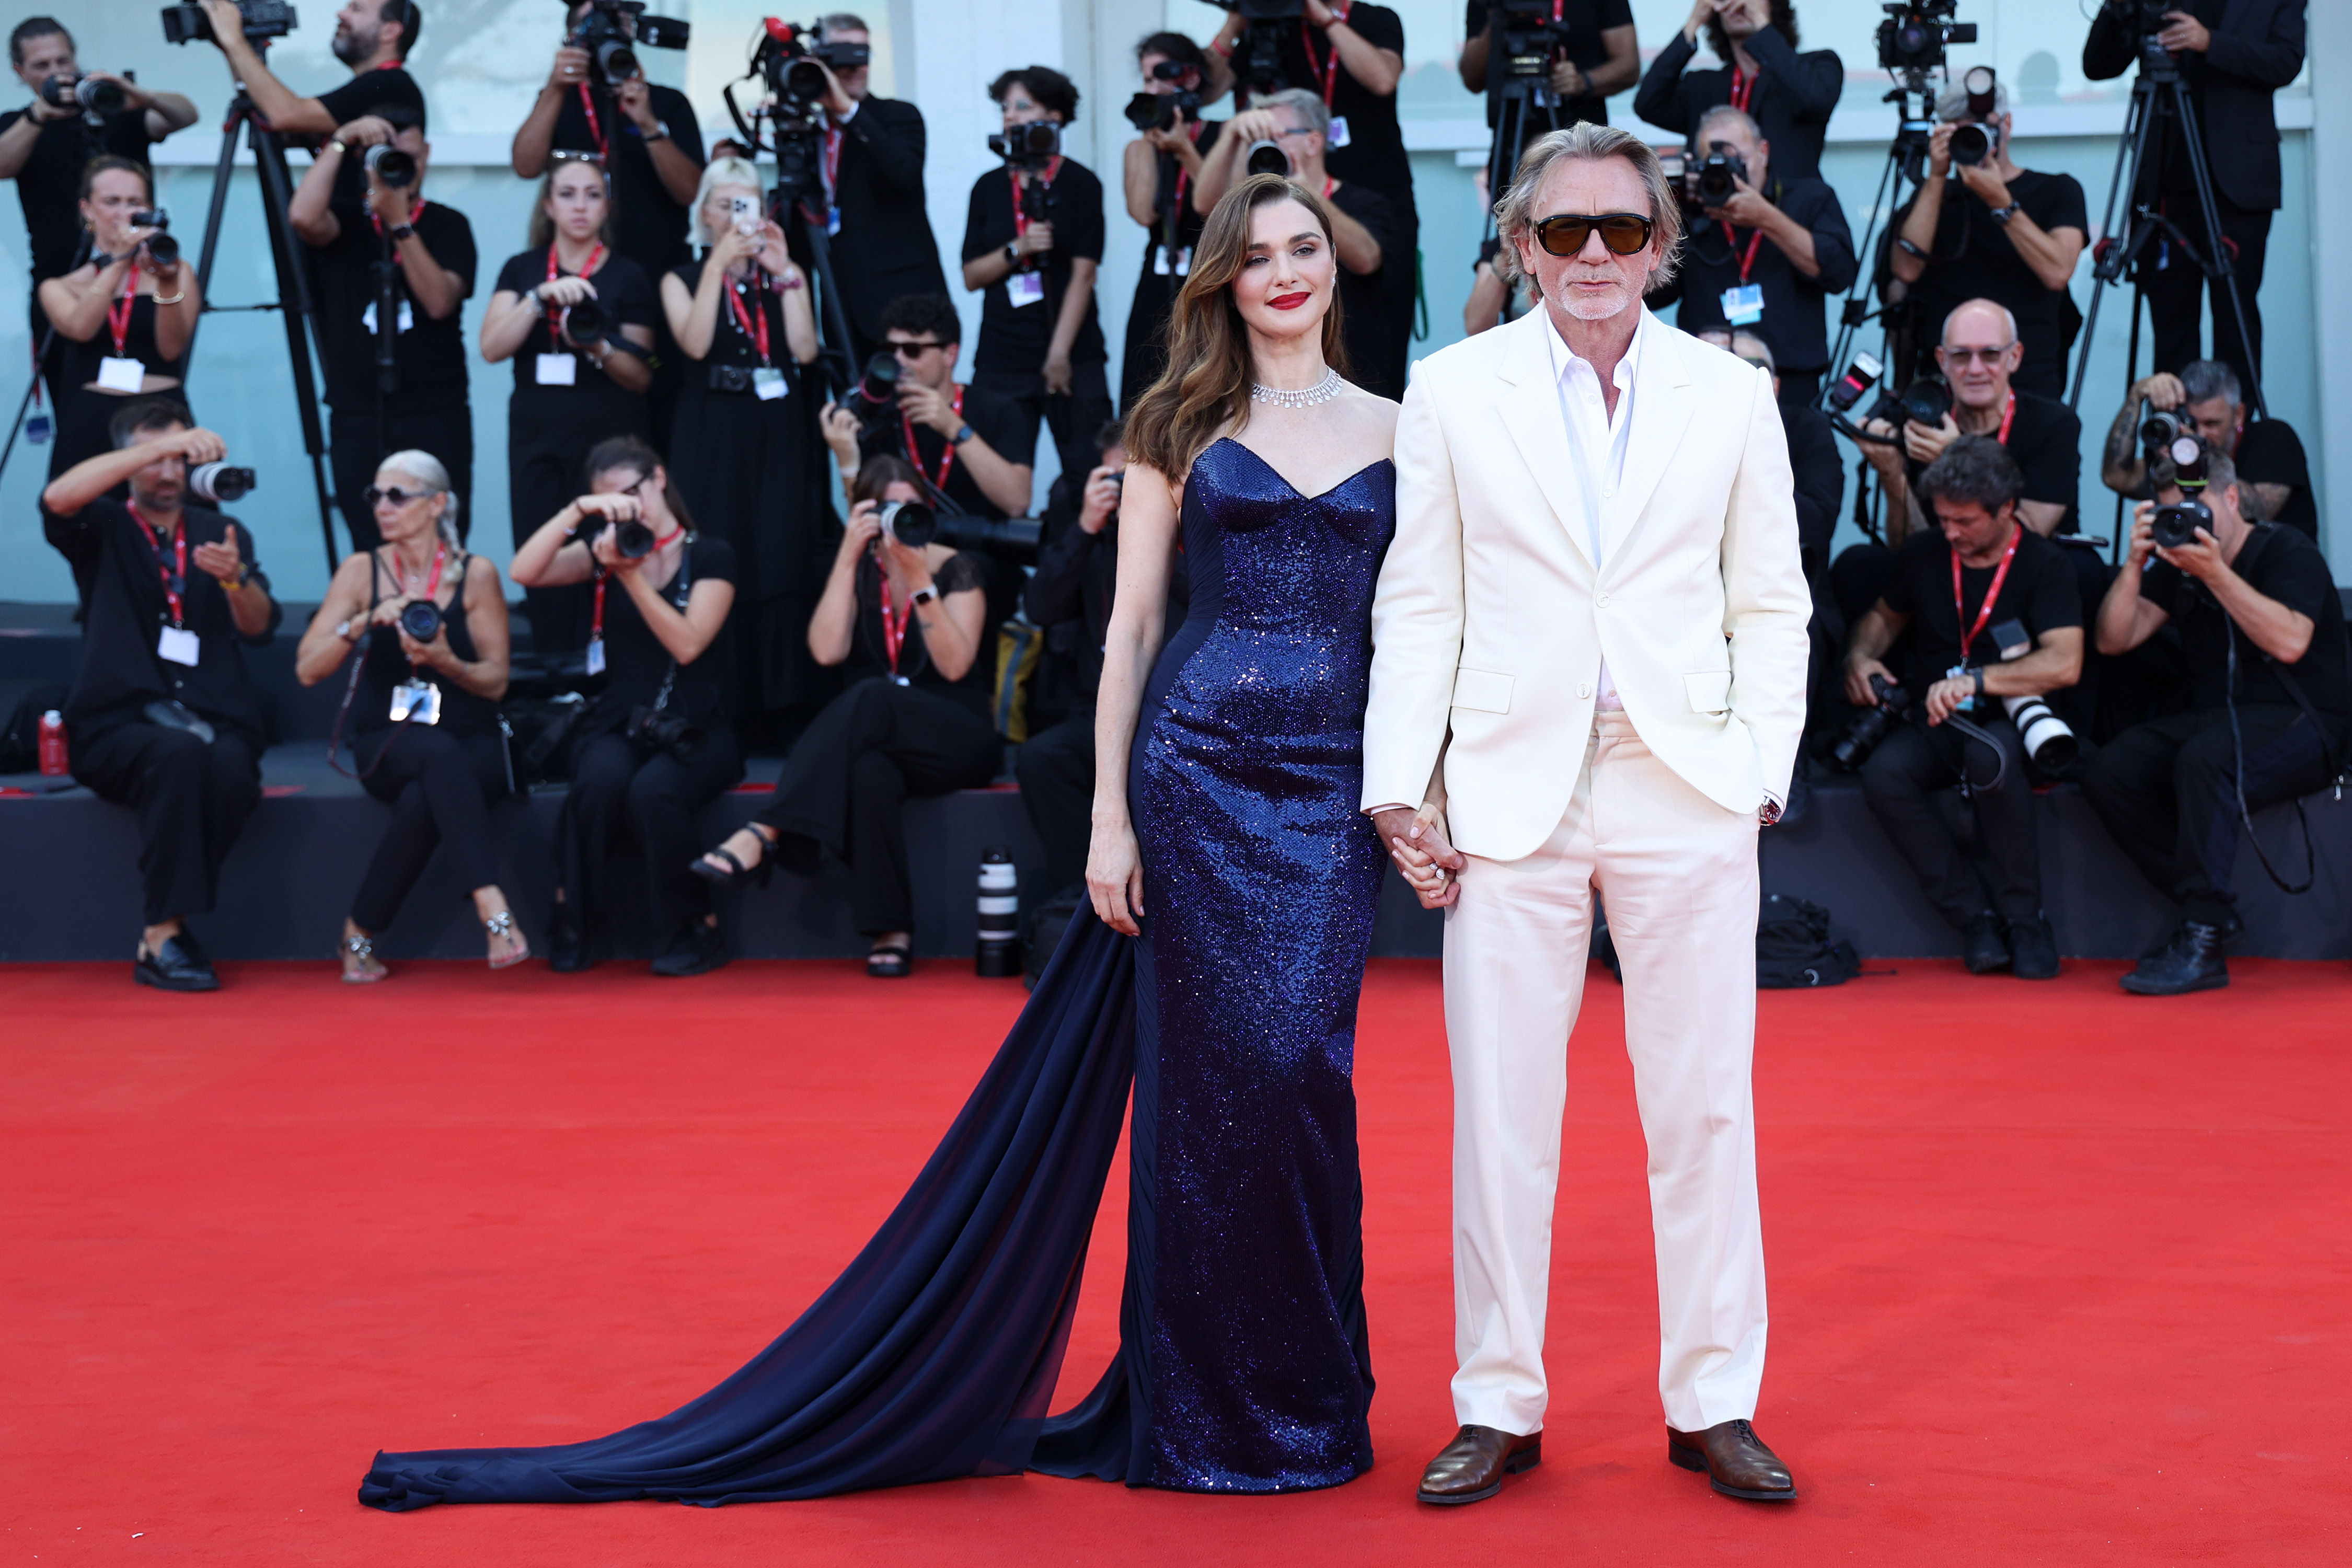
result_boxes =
[362,299,416,335]
[585,638,607,676]
[827,204,843,237]
[1327,116,1351,149]
[157,625,200,666]
[535,352,579,386]
[98,356,146,393]
[1720,284,1764,326]
[1154,246,1192,277]
[753,366,787,400]
[1007,271,1046,308]
[389,680,441,725]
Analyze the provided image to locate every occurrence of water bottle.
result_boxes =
[37,710,68,777]
[975,848,1019,977]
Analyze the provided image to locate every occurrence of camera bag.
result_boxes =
[1756,894,1862,988]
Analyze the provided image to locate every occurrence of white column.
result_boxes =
[2310,5,2350,564]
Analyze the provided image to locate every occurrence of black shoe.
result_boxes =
[1961,911,2011,974]
[547,911,593,974]
[134,933,220,993]
[651,920,729,978]
[2005,914,2060,980]
[2120,920,2229,996]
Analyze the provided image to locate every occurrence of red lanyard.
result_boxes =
[1010,158,1062,266]
[1728,67,1755,114]
[369,198,427,241]
[1952,527,2020,664]
[723,270,771,366]
[1721,221,1765,284]
[1323,176,1337,199]
[107,275,136,357]
[878,573,913,678]
[1301,4,1353,107]
[576,82,608,163]
[390,542,447,603]
[129,500,188,627]
[903,385,964,491]
[588,530,685,644]
[823,125,844,197]
[547,240,604,343]
[1994,388,2016,445]
[1166,120,1207,246]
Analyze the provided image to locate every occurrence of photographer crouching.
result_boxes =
[1843,436,2083,978]
[295,453,524,981]
[2083,440,2347,996]
[43,400,279,992]
[512,437,741,977]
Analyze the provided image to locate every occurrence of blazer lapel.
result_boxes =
[1493,309,1597,572]
[1604,313,1694,561]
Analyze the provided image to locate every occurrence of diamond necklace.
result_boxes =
[1250,368,1344,409]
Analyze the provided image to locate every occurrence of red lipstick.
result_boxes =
[1269,290,1311,310]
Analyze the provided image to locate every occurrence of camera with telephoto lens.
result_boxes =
[41,73,127,116]
[161,0,300,45]
[1864,375,1951,431]
[1946,66,2000,166]
[1205,0,1302,95]
[561,297,609,347]
[2140,404,2189,455]
[571,0,690,90]
[989,121,1062,169]
[398,598,442,643]
[2151,497,2212,552]
[1876,1,1976,75]
[1831,673,1911,771]
[1244,138,1289,178]
[364,144,417,188]
[1696,143,1749,206]
[877,502,1044,566]
[2003,694,2079,771]
[187,462,256,503]
[1126,60,1203,133]
[128,209,180,269]
[754,19,868,118]
[612,517,656,558]
[841,352,902,430]
[626,702,702,757]
[877,500,936,549]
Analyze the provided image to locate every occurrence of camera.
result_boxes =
[561,297,609,347]
[129,210,179,269]
[2003,693,2079,771]
[877,500,936,549]
[1831,673,1910,771]
[1949,63,2000,165]
[989,121,1062,169]
[1206,0,1303,95]
[2140,405,2188,454]
[1865,376,1951,431]
[41,73,126,117]
[1126,89,1204,135]
[162,0,301,46]
[612,517,656,558]
[398,598,443,642]
[875,504,1045,566]
[187,461,256,503]
[364,143,417,188]
[1482,0,1585,106]
[2155,432,2207,491]
[1244,138,1289,178]
[841,352,902,426]
[755,19,867,118]
[626,702,702,757]
[2151,497,2212,551]
[1696,143,1749,206]
[1876,1,1976,76]
[571,0,690,90]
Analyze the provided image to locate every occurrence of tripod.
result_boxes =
[189,83,343,574]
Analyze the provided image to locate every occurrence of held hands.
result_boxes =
[1086,814,1147,935]
[1078,466,1122,534]
[1843,653,1898,709]
[836,501,884,570]
[1142,112,1193,158]
[818,401,864,468]
[817,61,856,121]
[1548,57,1588,99]
[198,0,248,50]
[897,379,964,438]
[1926,122,1955,180]
[336,115,397,151]
[1375,805,1465,910]
[163,426,229,467]
[2125,503,2158,571]
[1014,221,1056,260]
[1955,157,2013,209]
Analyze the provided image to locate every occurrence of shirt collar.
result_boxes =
[1544,303,1646,393]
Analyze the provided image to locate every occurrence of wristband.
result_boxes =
[1894,236,1927,259]
[646,121,671,144]
[1972,667,1986,698]
[389,223,416,242]
[910,583,940,607]
[953,423,975,446]
[1987,203,2019,226]
[1003,240,1020,266]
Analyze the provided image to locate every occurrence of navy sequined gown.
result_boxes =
[359,437,1395,1509]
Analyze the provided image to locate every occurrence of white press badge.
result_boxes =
[1720,283,1765,326]
[389,680,441,725]
[157,625,201,666]
[753,366,788,400]
[827,204,843,237]
[97,356,146,393]
[1154,246,1192,278]
[362,299,416,335]
[1327,115,1351,149]
[585,637,607,676]
[535,353,579,386]
[1006,271,1046,308]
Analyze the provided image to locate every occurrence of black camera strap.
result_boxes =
[646,535,696,714]
[327,545,468,781]
[2217,525,2344,896]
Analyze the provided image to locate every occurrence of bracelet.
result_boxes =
[151,289,186,306]
[776,273,805,291]
[909,583,940,607]
[329,139,349,156]
[389,223,415,242]
[1894,236,1927,259]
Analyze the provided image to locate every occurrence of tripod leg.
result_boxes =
[2168,85,2265,416]
[185,107,248,366]
[2111,283,2147,564]
[2070,79,2161,410]
[249,122,342,574]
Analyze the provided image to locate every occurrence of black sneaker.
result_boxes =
[651,920,729,978]
[134,933,220,993]
[547,910,593,974]
[1961,911,2011,974]
[2120,920,2229,996]
[2005,914,2060,981]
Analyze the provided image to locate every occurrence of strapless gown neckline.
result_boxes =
[1205,435,1393,506]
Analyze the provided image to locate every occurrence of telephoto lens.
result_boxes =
[1830,673,1909,772]
[144,232,181,268]
[975,848,1020,978]
[2151,498,2213,551]
[844,352,901,423]
[365,144,418,187]
[877,501,937,550]
[563,297,609,345]
[1947,123,1992,167]
[2002,694,2079,772]
[614,517,656,558]
[2140,406,2188,453]
[399,599,443,643]
[1899,378,1953,428]
[1125,92,1168,132]
[44,74,128,114]
[1246,139,1289,178]
[186,462,256,503]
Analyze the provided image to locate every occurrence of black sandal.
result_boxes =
[866,943,913,978]
[691,834,774,888]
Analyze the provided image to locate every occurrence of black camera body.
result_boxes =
[755,20,866,120]
[1948,120,2000,167]
[1831,673,1911,771]
[610,517,656,559]
[162,0,300,46]
[626,702,702,757]
[1485,0,1584,106]
[843,351,903,429]
[364,143,417,188]
[2151,497,2212,552]
[571,0,690,90]
[1696,144,1749,206]
[398,598,443,643]
[1126,88,1203,134]
[989,121,1062,170]
[1864,376,1952,431]
[2140,404,2188,454]
[126,208,180,269]
[42,73,128,117]
[1876,1,1976,75]
[561,297,609,347]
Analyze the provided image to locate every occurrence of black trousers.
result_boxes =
[2142,198,2270,404]
[972,364,1114,503]
[559,727,743,941]
[1015,712,1094,895]
[349,724,510,933]
[1861,714,2040,929]
[758,679,1002,936]
[72,721,262,926]
[2081,704,2337,926]
[329,403,476,554]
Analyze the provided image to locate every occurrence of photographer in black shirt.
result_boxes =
[290,101,476,554]
[196,0,425,203]
[821,293,1032,523]
[2085,441,2347,996]
[2099,358,2314,540]
[43,400,281,993]
[1121,32,1226,409]
[1635,1,1841,182]
[1844,437,2083,979]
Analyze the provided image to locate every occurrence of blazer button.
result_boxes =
[1577,682,1594,699]
[1596,593,1610,608]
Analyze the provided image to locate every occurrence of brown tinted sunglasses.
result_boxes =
[1532,211,1655,258]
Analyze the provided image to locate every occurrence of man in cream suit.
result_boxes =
[1363,124,1811,1508]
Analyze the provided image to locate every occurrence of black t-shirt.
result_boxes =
[491,247,659,402]
[1330,179,1404,397]
[1467,0,1632,134]
[595,533,738,729]
[315,67,429,205]
[2143,525,2350,721]
[48,497,280,744]
[857,380,1029,523]
[1142,119,1224,264]
[1906,389,2083,536]
[847,550,991,717]
[1670,177,1854,374]
[309,197,476,411]
[548,83,704,276]
[1279,3,1412,213]
[1,106,155,281]
[1896,168,2088,400]
[961,159,1109,374]
[1882,522,2082,676]
[2232,417,2317,540]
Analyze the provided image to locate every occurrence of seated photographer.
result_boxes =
[43,400,279,993]
[289,101,476,555]
[481,157,656,653]
[822,292,1032,522]
[511,436,741,978]
[2084,442,2348,997]
[1635,1,1841,182]
[196,0,424,202]
[1843,436,2083,979]
[662,156,828,741]
[2100,358,2314,541]
[1698,330,1838,574]
[294,452,524,981]
[1652,104,1852,407]
[1120,31,1225,409]
[1205,89,1401,398]
[1886,72,2086,400]
[695,457,998,980]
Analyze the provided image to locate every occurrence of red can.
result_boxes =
[37,710,67,777]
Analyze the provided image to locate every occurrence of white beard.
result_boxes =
[1553,275,1633,321]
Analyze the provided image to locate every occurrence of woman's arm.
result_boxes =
[294,553,376,686]
[898,547,987,682]
[1086,461,1181,935]
[508,501,600,587]
[1123,136,1161,228]
[289,139,344,246]
[149,261,203,361]
[620,566,735,665]
[38,260,137,343]
[808,504,883,665]
[663,268,719,360]
[587,321,655,394]
[780,268,820,365]
[478,287,539,364]
[444,555,513,701]
[1043,258,1096,393]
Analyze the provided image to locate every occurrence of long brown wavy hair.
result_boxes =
[1123,174,1349,480]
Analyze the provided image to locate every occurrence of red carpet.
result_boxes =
[5,955,2347,1564]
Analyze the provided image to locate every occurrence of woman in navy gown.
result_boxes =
[359,173,1398,1508]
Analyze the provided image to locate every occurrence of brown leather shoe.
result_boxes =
[1416,1424,1542,1505]
[1667,1419,1797,1501]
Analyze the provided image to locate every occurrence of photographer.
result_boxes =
[959,67,1111,489]
[1886,73,2088,399]
[289,101,476,555]
[1207,89,1401,397]
[293,452,524,981]
[196,0,424,201]
[1843,436,2083,979]
[2099,358,2314,539]
[694,456,998,979]
[512,436,742,978]
[2085,441,2347,995]
[1636,2,1841,182]
[822,293,1031,522]
[1699,330,1838,574]
[43,400,280,993]
[1653,104,1852,406]
[1213,1,1417,395]
[511,0,706,450]
[1121,32,1226,409]
[800,13,950,366]
[480,158,657,652]
[2084,1,2305,402]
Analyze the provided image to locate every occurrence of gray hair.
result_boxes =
[1493,123,1684,289]
[688,155,765,249]
[818,13,869,33]
[1936,76,2010,121]
[1255,87,1330,141]
[2180,359,2243,409]
[1694,104,1762,149]
[378,448,461,546]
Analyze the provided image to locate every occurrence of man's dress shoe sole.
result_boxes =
[1668,1441,1797,1501]
[1416,1444,1540,1506]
